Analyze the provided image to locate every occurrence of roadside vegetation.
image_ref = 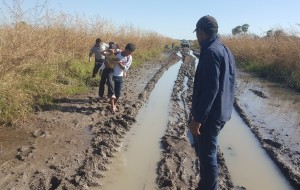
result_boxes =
[193,27,300,91]
[223,29,300,91]
[0,0,173,125]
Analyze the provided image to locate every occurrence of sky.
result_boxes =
[7,0,300,40]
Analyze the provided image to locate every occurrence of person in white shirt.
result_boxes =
[88,38,109,77]
[98,42,121,99]
[110,43,135,113]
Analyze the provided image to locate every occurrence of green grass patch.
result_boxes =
[0,58,96,125]
[238,61,300,91]
[132,48,164,67]
[0,48,167,125]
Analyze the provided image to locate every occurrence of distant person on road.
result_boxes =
[110,43,135,113]
[189,15,236,190]
[98,42,121,99]
[89,38,109,78]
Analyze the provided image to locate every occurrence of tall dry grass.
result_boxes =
[0,0,173,125]
[222,34,300,90]
[191,31,300,90]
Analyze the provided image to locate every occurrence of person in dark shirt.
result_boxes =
[89,38,108,78]
[189,15,236,190]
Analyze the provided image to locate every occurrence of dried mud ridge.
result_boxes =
[156,55,234,190]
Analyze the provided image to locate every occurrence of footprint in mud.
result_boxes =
[227,146,237,157]
[29,171,47,190]
[263,138,282,149]
[32,129,48,138]
[249,89,268,98]
[16,145,35,161]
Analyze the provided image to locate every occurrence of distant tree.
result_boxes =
[266,30,274,37]
[241,24,249,33]
[274,29,287,38]
[232,26,242,35]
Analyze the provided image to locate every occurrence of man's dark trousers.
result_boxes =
[193,117,225,190]
[93,59,105,77]
[99,68,114,97]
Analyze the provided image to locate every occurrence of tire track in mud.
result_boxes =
[157,55,234,190]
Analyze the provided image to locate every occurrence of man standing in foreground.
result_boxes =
[189,15,236,190]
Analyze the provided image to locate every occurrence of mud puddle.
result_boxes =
[219,110,294,190]
[0,127,33,163]
[92,60,182,190]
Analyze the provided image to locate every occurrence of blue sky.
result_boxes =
[10,0,300,40]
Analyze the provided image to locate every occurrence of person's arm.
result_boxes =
[124,56,132,72]
[89,47,94,62]
[114,49,121,55]
[116,61,126,70]
[100,49,114,57]
[88,52,93,62]
[192,50,220,124]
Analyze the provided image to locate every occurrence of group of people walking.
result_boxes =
[88,15,236,190]
[89,38,135,112]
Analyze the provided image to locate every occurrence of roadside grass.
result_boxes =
[222,35,300,91]
[0,58,94,125]
[192,33,300,91]
[0,1,173,125]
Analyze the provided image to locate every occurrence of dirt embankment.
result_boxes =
[0,51,180,190]
[157,55,234,190]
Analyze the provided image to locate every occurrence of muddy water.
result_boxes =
[219,110,294,190]
[0,127,32,164]
[93,61,182,190]
[237,73,300,152]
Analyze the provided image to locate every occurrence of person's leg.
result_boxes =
[112,76,123,112]
[110,96,115,113]
[92,62,102,77]
[194,118,225,190]
[106,69,115,97]
[99,68,108,97]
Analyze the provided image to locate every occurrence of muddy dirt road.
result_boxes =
[0,50,299,190]
[0,52,180,189]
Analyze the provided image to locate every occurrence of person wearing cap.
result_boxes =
[188,15,236,190]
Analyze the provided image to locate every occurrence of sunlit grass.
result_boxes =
[222,33,300,90]
[0,0,173,125]
[192,32,300,91]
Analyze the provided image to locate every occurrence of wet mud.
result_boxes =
[235,71,300,189]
